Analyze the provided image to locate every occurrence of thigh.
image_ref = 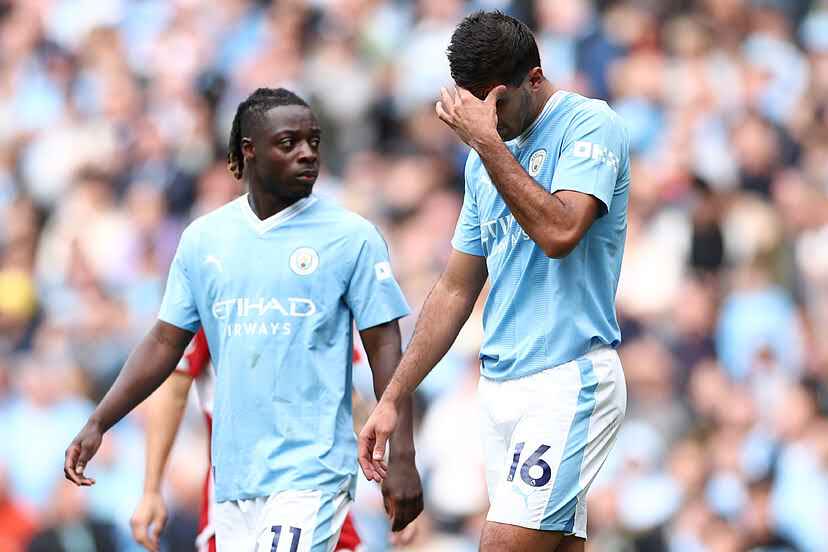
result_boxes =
[478,376,517,505]
[486,351,625,538]
[480,521,565,552]
[254,490,351,552]
[557,535,585,552]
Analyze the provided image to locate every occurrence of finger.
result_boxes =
[440,87,455,115]
[485,84,508,104]
[357,429,376,481]
[371,462,388,482]
[64,446,82,485]
[435,101,454,127]
[150,516,166,550]
[130,515,147,543]
[372,431,389,462]
[383,493,396,520]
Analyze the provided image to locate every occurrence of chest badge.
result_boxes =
[528,149,547,177]
[290,247,319,276]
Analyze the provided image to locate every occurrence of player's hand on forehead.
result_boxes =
[435,84,506,148]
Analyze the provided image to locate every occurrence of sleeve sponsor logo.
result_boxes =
[571,140,619,172]
[374,261,393,281]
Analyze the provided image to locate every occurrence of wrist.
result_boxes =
[471,131,503,154]
[142,484,162,495]
[381,384,405,409]
[389,447,416,464]
[86,417,106,433]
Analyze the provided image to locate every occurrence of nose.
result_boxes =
[297,141,318,164]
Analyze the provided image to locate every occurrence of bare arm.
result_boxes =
[475,140,600,258]
[140,371,193,494]
[131,371,193,551]
[358,250,487,482]
[383,249,487,406]
[437,86,600,258]
[360,320,413,461]
[64,320,194,486]
[360,320,423,531]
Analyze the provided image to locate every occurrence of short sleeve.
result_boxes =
[549,106,627,215]
[176,328,209,378]
[345,225,410,331]
[451,155,485,256]
[158,227,201,332]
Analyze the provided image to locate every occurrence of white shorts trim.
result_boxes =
[479,346,626,538]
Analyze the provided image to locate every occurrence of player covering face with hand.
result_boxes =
[358,11,631,552]
[66,88,423,551]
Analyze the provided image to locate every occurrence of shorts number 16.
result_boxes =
[507,442,552,487]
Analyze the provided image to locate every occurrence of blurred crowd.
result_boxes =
[1,0,828,551]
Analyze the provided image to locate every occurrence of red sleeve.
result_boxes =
[176,328,210,378]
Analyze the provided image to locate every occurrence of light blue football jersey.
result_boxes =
[452,90,630,380]
[158,194,410,502]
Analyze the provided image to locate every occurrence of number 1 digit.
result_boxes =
[508,442,525,481]
[271,525,302,551]
[270,526,282,552]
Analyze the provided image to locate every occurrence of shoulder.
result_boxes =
[314,196,384,243]
[562,93,627,135]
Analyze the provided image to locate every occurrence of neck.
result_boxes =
[246,182,303,221]
[529,81,556,123]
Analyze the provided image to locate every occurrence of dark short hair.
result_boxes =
[227,88,309,180]
[447,11,541,95]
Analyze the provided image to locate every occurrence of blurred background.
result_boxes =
[1,0,827,551]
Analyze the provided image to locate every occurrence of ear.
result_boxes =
[527,67,545,90]
[241,137,255,160]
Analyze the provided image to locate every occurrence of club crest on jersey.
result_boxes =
[528,149,547,177]
[289,247,319,276]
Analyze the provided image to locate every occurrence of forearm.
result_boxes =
[89,324,191,432]
[475,138,578,255]
[367,339,414,461]
[384,277,478,405]
[143,373,191,492]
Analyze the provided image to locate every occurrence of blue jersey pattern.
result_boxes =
[452,91,631,380]
[158,195,410,502]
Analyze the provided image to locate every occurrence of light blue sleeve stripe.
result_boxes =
[541,357,598,532]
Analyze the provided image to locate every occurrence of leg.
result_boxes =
[480,521,565,552]
[557,535,585,552]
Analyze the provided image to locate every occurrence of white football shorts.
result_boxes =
[479,346,626,538]
[214,489,351,552]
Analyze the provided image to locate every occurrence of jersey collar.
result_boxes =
[515,90,568,148]
[239,193,318,235]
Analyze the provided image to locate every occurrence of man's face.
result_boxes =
[244,105,321,199]
[484,81,533,142]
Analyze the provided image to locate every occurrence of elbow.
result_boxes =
[537,231,580,259]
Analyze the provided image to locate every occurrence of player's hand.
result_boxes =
[357,398,398,482]
[64,421,103,486]
[435,85,506,150]
[382,459,424,532]
[130,491,168,552]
